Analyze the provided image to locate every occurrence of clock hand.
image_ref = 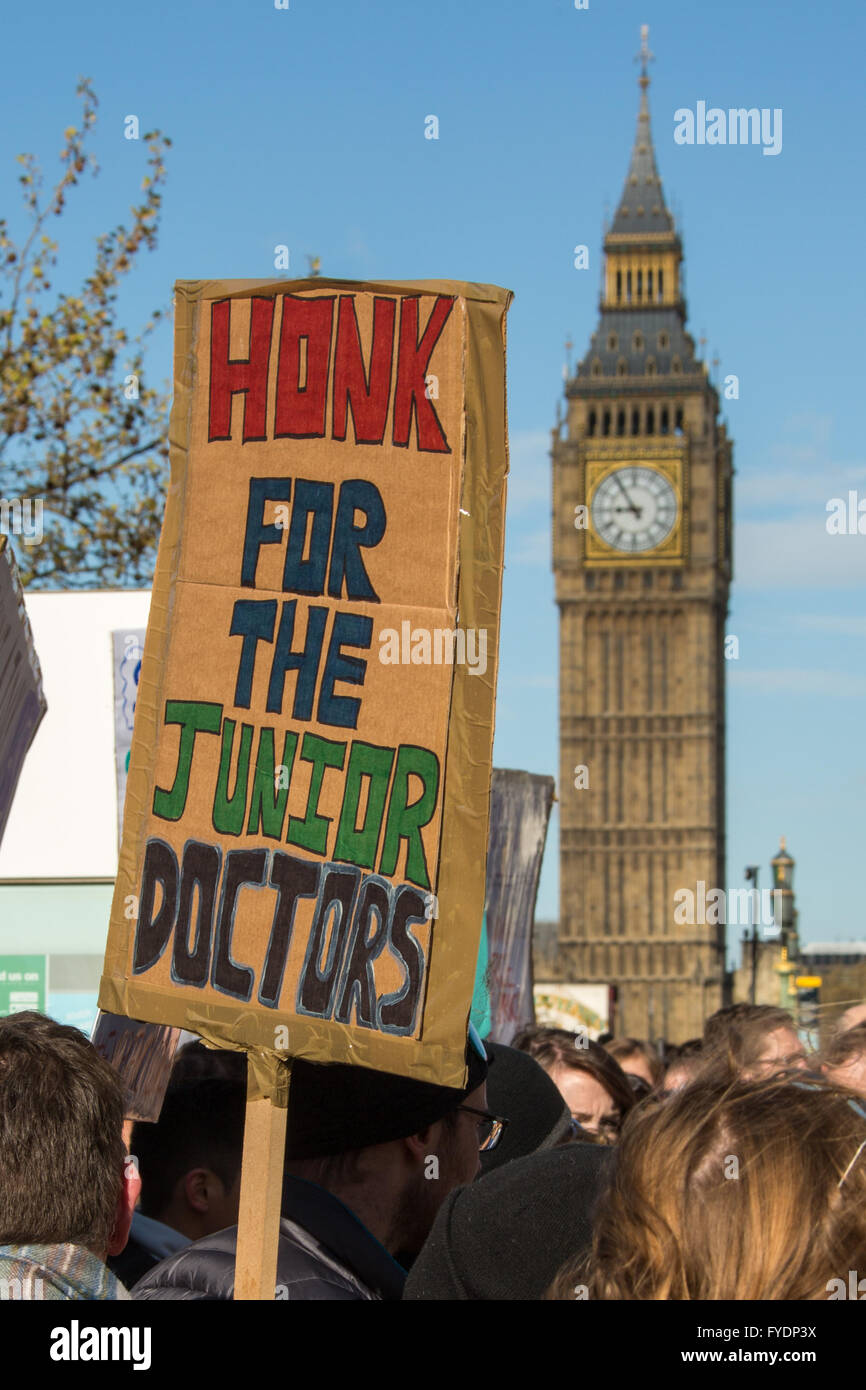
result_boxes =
[612,471,641,517]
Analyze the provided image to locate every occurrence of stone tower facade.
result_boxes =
[551,34,733,1042]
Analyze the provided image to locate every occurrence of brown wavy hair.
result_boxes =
[821,1022,866,1070]
[701,1004,797,1080]
[0,1011,126,1251]
[549,1074,866,1300]
[519,1030,636,1141]
[604,1037,664,1087]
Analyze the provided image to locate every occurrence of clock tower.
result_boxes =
[551,30,733,1042]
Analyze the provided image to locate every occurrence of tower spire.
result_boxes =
[608,25,674,240]
[636,22,654,86]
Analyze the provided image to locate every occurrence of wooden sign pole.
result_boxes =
[234,1058,289,1301]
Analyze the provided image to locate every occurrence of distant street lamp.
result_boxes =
[745,865,760,1004]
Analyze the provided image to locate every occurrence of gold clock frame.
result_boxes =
[583,443,687,566]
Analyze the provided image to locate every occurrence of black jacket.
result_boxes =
[132,1176,407,1301]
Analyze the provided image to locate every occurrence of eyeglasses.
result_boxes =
[456,1104,509,1152]
[565,1114,620,1146]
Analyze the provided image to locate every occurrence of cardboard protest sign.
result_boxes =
[0,536,47,847]
[533,983,611,1040]
[112,629,146,846]
[91,1012,182,1122]
[484,768,555,1043]
[99,277,511,1092]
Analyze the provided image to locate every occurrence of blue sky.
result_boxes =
[3,0,864,959]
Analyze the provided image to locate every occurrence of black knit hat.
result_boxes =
[403,1141,615,1300]
[479,1041,573,1174]
[285,1030,490,1159]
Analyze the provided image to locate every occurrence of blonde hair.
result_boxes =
[549,1075,866,1300]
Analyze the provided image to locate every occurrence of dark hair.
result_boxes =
[170,1040,247,1085]
[0,1011,126,1250]
[666,1037,704,1061]
[131,1078,246,1220]
[512,1024,586,1055]
[604,1037,663,1087]
[523,1032,636,1133]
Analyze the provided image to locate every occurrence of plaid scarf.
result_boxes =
[0,1244,130,1300]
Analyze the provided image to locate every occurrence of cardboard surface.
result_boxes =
[99,278,511,1093]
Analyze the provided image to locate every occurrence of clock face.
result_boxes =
[590,465,678,553]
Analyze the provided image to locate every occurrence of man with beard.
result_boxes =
[133,1027,493,1300]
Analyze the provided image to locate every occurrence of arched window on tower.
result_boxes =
[660,407,670,435]
[658,268,664,301]
[616,270,622,302]
[631,407,640,436]
[588,409,597,437]
[647,268,653,300]
[646,357,656,376]
[674,406,684,435]
[602,410,611,436]
[592,358,603,378]
[626,270,632,304]
[617,357,628,377]
[616,409,626,436]
[646,407,655,435]
[636,269,643,301]
[671,355,682,374]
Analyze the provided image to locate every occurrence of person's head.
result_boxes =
[479,1042,572,1174]
[170,1039,247,1085]
[603,1037,663,1090]
[703,1004,808,1081]
[550,1075,866,1300]
[281,1028,491,1258]
[511,1023,573,1053]
[0,1012,139,1260]
[522,1032,635,1142]
[130,1078,246,1242]
[837,1002,866,1034]
[659,1038,706,1095]
[821,1023,866,1100]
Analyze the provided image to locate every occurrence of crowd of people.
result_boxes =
[1,1001,865,1300]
